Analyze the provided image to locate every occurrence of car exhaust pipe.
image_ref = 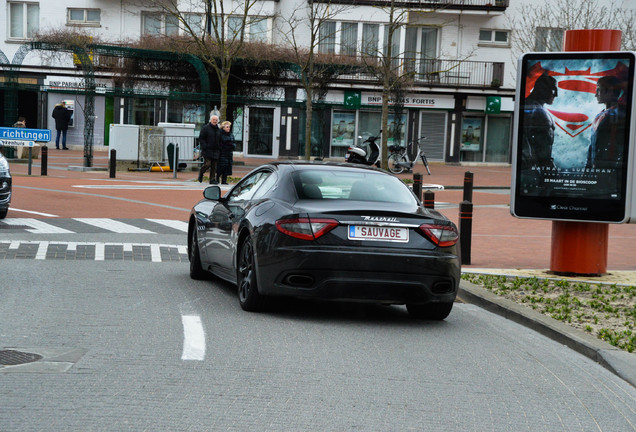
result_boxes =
[283,274,315,288]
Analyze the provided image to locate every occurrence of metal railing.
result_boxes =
[337,58,505,88]
[316,0,508,9]
[143,134,199,168]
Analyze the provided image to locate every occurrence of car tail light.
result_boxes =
[276,218,338,240]
[418,224,458,247]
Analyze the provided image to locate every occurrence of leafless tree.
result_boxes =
[130,0,266,120]
[508,0,636,60]
[277,1,353,160]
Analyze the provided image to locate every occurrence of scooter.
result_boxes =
[345,134,381,167]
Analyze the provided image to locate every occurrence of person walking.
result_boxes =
[13,117,26,128]
[52,101,72,150]
[197,114,221,184]
[217,121,236,184]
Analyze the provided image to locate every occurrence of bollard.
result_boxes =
[423,190,435,209]
[173,144,179,179]
[41,146,48,176]
[463,171,473,202]
[109,149,116,178]
[412,173,423,201]
[459,200,473,265]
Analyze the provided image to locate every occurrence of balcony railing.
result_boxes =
[315,0,508,9]
[336,58,505,88]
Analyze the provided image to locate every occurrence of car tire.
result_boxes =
[0,208,7,219]
[237,236,264,312]
[406,302,453,320]
[388,153,406,174]
[189,227,209,280]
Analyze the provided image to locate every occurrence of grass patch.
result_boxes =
[462,273,636,353]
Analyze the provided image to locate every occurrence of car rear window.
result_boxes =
[292,169,416,204]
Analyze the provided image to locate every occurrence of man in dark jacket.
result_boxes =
[198,114,221,184]
[52,101,72,150]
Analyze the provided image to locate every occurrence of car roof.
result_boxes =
[266,160,387,174]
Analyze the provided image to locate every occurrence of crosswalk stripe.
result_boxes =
[0,241,188,262]
[146,219,189,232]
[73,218,155,234]
[3,218,74,234]
[35,241,49,260]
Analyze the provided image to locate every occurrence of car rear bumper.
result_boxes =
[256,246,460,305]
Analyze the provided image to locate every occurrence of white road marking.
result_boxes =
[73,218,155,234]
[2,218,73,234]
[95,243,105,261]
[150,244,161,262]
[7,208,59,217]
[35,241,49,260]
[181,315,206,361]
[146,218,189,232]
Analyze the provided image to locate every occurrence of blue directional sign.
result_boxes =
[0,127,51,142]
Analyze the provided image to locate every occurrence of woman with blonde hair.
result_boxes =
[216,120,236,184]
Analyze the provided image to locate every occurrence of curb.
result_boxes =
[458,280,636,387]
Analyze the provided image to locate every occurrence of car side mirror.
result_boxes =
[203,185,221,200]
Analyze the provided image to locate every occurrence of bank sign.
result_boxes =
[0,127,51,142]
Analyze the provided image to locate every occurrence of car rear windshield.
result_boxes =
[292,169,416,204]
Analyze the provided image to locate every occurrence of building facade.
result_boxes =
[0,0,629,165]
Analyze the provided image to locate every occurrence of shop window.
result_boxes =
[8,2,39,40]
[67,8,100,26]
[460,117,483,162]
[485,117,511,163]
[331,111,356,157]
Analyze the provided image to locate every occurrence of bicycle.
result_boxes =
[388,137,430,175]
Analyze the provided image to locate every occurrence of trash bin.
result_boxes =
[167,143,187,172]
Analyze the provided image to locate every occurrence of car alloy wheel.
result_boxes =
[237,236,263,311]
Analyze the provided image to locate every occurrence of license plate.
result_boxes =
[348,225,409,242]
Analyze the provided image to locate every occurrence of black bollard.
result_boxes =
[109,149,116,178]
[459,200,473,265]
[463,171,474,202]
[423,190,435,209]
[412,173,423,201]
[41,145,48,176]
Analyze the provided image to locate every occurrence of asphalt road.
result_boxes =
[2,257,635,431]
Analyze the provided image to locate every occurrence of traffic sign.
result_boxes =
[0,127,51,142]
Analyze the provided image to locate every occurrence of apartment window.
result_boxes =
[535,27,564,51]
[341,23,358,56]
[8,2,39,39]
[404,27,438,74]
[383,25,401,68]
[318,21,336,54]
[479,29,510,46]
[183,13,204,35]
[142,12,178,36]
[68,8,100,26]
[361,23,379,56]
[249,17,269,42]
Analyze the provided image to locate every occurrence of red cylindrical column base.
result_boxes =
[550,221,608,276]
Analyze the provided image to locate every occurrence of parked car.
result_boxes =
[188,161,460,319]
[0,149,11,219]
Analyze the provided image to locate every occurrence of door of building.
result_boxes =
[245,107,280,157]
